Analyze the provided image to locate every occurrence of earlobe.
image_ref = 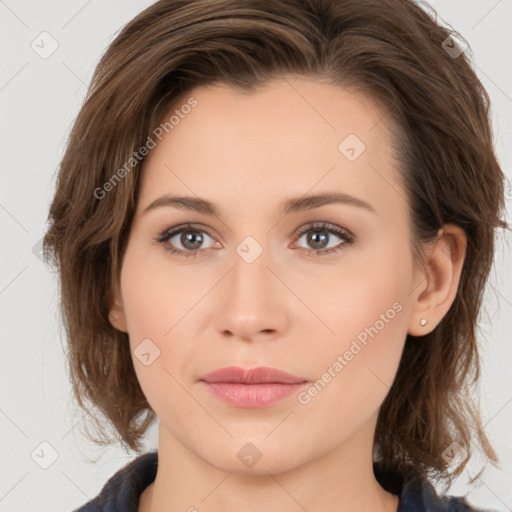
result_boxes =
[108,288,128,333]
[407,224,467,337]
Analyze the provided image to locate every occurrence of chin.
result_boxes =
[208,438,308,476]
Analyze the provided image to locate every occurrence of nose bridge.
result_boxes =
[230,233,272,295]
[212,230,287,339]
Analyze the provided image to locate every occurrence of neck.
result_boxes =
[139,416,399,512]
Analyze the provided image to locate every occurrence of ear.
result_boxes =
[108,283,128,333]
[407,224,467,336]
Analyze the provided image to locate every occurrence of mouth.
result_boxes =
[199,366,309,408]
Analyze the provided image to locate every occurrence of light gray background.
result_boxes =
[1,1,511,511]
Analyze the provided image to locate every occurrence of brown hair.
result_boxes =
[43,0,509,487]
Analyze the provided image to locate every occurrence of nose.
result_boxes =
[213,240,289,342]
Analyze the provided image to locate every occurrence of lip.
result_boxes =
[199,366,309,408]
[199,366,308,384]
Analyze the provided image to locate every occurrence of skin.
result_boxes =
[109,77,467,512]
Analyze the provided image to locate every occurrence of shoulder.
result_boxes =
[373,461,498,512]
[399,472,498,512]
[71,451,158,512]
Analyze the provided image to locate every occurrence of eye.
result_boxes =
[292,221,355,256]
[155,223,218,259]
[155,221,355,258]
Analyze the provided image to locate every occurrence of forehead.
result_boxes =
[138,78,405,219]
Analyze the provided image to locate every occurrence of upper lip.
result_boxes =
[199,366,308,384]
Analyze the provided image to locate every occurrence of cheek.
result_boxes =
[308,241,412,347]
[119,251,194,419]
[300,241,413,405]
[119,241,185,339]
[298,292,408,444]
[119,242,202,388]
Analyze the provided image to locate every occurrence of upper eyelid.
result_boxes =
[161,223,216,240]
[295,221,353,236]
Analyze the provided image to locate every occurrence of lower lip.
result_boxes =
[201,381,308,408]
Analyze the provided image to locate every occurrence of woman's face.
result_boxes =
[110,77,425,474]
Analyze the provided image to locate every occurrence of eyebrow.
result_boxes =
[142,191,376,217]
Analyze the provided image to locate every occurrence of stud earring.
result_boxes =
[420,318,428,326]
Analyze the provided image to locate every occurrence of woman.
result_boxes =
[43,0,509,510]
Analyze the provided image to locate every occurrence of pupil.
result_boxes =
[182,230,203,249]
[308,230,328,249]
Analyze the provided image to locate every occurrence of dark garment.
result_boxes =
[72,451,497,512]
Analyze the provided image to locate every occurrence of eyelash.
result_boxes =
[154,221,355,259]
